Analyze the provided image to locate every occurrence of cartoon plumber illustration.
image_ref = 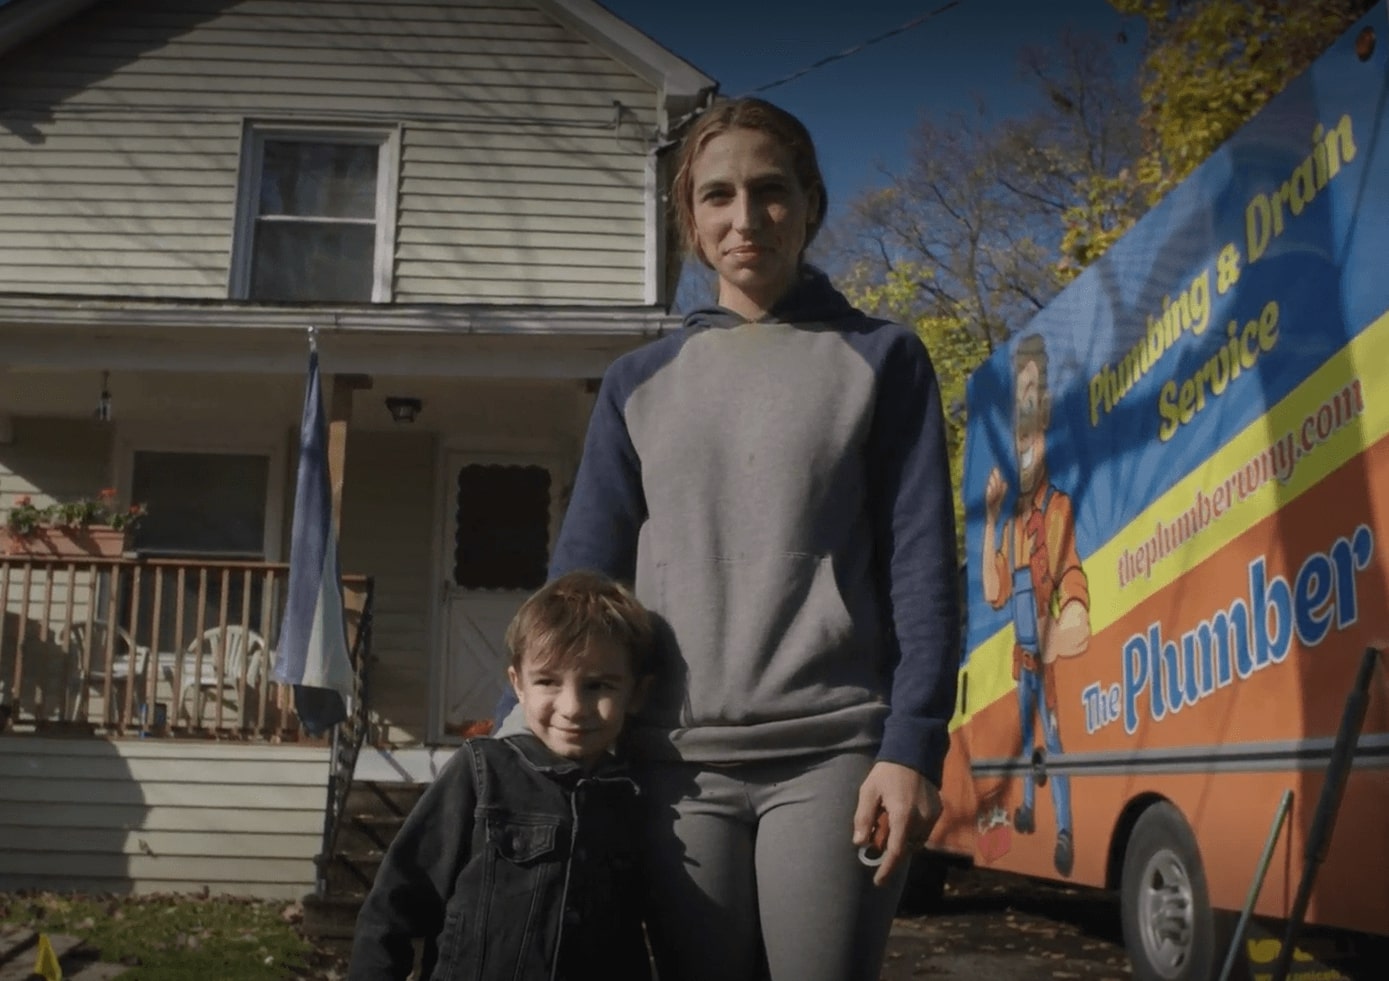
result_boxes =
[981,334,1091,877]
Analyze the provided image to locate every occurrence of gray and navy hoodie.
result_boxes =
[531,267,958,784]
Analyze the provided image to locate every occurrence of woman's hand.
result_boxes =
[852,761,943,887]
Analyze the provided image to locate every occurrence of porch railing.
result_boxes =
[0,554,370,741]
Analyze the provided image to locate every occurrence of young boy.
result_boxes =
[348,570,655,981]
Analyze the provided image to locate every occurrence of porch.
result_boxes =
[0,360,610,750]
[0,552,371,741]
[0,552,376,898]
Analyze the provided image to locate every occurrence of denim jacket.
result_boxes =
[349,733,651,981]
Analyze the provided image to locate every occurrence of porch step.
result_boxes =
[319,848,385,896]
[302,894,364,940]
[301,779,429,944]
[344,780,427,819]
[335,811,408,854]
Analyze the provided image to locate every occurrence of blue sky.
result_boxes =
[602,0,1143,222]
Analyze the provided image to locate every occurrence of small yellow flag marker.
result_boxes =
[33,932,64,981]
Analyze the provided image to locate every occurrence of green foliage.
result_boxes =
[828,1,1371,549]
[825,31,1143,344]
[1057,170,1149,280]
[1108,0,1372,203]
[0,892,325,980]
[4,489,147,537]
[832,1,1371,340]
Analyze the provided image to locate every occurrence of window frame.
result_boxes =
[229,122,401,304]
[114,425,288,562]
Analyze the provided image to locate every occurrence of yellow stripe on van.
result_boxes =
[952,308,1389,732]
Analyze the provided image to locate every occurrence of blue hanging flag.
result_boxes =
[272,341,354,735]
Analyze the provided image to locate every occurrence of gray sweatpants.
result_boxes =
[636,751,907,981]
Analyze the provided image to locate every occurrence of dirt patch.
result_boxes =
[882,867,1131,980]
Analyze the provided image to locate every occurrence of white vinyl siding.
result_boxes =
[396,124,646,302]
[0,737,328,899]
[0,418,114,507]
[338,430,437,745]
[0,0,658,304]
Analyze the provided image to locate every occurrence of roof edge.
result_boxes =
[533,0,716,108]
[0,0,101,58]
[0,294,684,336]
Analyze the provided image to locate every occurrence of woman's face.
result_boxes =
[689,127,818,319]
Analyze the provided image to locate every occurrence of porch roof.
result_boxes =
[0,293,681,336]
[0,296,679,376]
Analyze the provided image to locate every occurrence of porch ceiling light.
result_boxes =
[385,396,423,424]
[94,370,112,423]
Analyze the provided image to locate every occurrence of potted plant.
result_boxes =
[2,488,148,558]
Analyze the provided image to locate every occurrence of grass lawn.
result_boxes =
[0,892,346,980]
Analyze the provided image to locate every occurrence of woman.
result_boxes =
[504,97,960,980]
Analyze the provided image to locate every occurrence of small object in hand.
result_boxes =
[858,810,890,867]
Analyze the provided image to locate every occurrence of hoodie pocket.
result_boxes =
[655,550,867,725]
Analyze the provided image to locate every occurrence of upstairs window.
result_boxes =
[231,126,398,303]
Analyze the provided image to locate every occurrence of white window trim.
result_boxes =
[112,423,289,562]
[644,149,660,306]
[229,121,401,304]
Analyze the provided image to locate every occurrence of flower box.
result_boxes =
[3,489,145,558]
[0,524,129,558]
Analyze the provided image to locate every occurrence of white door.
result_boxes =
[437,454,555,738]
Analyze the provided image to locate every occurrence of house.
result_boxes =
[0,0,715,900]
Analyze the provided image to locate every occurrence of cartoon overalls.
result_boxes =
[1010,486,1072,841]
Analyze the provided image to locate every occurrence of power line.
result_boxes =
[744,1,966,96]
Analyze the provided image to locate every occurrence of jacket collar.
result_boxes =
[500,732,635,785]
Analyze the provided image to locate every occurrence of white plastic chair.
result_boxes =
[61,621,149,721]
[170,625,269,723]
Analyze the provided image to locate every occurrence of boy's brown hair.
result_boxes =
[504,570,655,675]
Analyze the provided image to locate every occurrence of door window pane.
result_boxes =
[453,465,550,590]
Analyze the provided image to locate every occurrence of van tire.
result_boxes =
[1120,801,1222,981]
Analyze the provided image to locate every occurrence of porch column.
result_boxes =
[328,374,372,534]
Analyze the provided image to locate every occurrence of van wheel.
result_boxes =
[1120,802,1221,981]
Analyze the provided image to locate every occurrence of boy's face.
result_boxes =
[507,641,649,769]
